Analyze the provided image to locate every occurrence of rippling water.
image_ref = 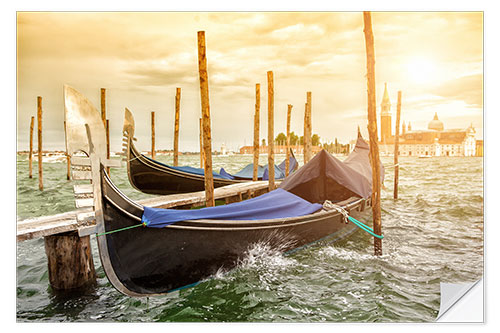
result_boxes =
[16,153,483,322]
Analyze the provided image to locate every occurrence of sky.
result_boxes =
[16,11,483,152]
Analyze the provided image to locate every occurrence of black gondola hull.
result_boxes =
[127,144,243,195]
[63,86,375,298]
[126,141,297,195]
[100,169,369,296]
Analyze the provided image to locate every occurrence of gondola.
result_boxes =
[64,85,382,297]
[123,108,298,195]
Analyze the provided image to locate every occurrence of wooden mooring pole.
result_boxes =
[286,104,292,176]
[100,89,110,174]
[363,11,383,256]
[304,92,312,163]
[199,117,204,168]
[267,71,275,191]
[44,231,96,292]
[29,116,34,178]
[394,91,402,199]
[197,31,215,207]
[106,119,110,174]
[253,83,260,181]
[37,96,43,191]
[100,88,106,124]
[173,87,181,166]
[151,111,156,159]
[66,154,71,180]
[303,102,308,163]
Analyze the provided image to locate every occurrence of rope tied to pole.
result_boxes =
[323,200,349,223]
[323,201,384,239]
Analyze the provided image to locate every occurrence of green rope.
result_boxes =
[96,223,145,237]
[347,216,384,239]
[94,210,383,241]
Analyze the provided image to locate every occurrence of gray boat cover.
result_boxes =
[279,135,384,203]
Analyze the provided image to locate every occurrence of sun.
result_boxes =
[407,57,437,84]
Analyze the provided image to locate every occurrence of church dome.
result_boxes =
[428,112,444,131]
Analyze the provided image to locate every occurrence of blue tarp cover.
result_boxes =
[220,155,297,180]
[220,164,264,179]
[167,164,233,179]
[277,155,298,176]
[220,164,285,180]
[146,154,297,181]
[142,188,323,228]
[144,155,234,179]
[221,163,284,180]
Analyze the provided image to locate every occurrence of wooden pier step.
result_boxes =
[17,181,275,242]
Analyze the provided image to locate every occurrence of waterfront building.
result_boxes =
[378,84,478,157]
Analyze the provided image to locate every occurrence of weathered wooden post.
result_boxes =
[253,83,260,181]
[309,94,313,157]
[100,88,106,124]
[106,119,110,174]
[173,87,181,166]
[267,71,275,190]
[29,116,34,178]
[66,154,71,180]
[100,89,110,174]
[197,31,215,207]
[151,111,156,159]
[37,96,43,190]
[394,90,402,199]
[199,117,204,168]
[363,11,383,256]
[303,102,308,163]
[286,104,292,176]
[304,92,312,163]
[44,231,96,292]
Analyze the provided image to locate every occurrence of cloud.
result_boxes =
[372,12,483,63]
[432,74,483,108]
[17,12,483,150]
[17,12,193,61]
[124,65,197,87]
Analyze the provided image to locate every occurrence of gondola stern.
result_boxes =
[123,107,136,140]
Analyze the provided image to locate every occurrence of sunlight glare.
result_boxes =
[407,57,437,84]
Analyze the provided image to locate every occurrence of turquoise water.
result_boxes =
[16,154,483,322]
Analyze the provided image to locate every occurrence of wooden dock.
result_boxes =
[17,181,274,242]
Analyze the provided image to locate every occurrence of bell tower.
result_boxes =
[380,83,392,142]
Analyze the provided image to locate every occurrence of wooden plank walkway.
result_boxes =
[17,181,274,242]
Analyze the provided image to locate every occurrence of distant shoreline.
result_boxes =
[15,150,250,156]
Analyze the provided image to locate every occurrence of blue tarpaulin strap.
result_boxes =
[142,188,323,228]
